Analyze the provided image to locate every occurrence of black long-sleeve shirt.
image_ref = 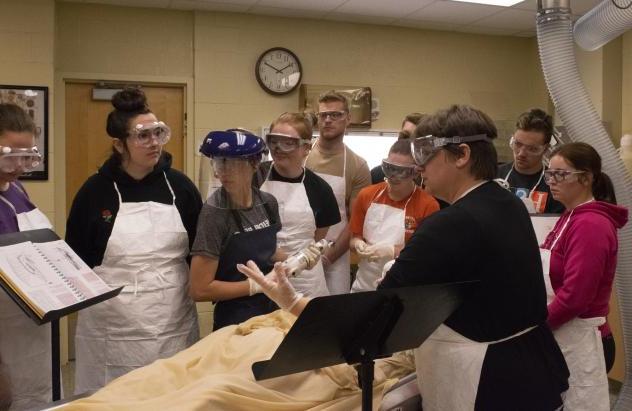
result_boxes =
[379,181,548,342]
[65,153,202,268]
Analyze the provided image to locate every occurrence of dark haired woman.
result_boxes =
[66,88,202,394]
[0,103,53,409]
[541,142,628,411]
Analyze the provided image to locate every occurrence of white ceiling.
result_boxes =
[61,0,601,37]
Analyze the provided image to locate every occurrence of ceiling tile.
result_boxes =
[324,12,398,25]
[83,0,171,7]
[455,25,521,35]
[248,5,329,19]
[471,8,536,30]
[394,18,457,31]
[170,0,253,12]
[256,0,347,12]
[408,1,505,25]
[336,0,435,18]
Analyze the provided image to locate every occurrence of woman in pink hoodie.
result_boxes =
[541,142,628,411]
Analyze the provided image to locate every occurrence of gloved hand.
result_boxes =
[351,238,373,259]
[374,259,395,288]
[237,261,304,311]
[301,241,321,271]
[248,277,263,296]
[365,243,395,262]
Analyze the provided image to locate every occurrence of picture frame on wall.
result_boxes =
[0,85,49,180]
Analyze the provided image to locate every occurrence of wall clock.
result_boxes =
[255,47,302,95]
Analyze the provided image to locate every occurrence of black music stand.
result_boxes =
[0,229,122,402]
[252,282,474,411]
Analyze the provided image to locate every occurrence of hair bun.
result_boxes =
[111,87,148,112]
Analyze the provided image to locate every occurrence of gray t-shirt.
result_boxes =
[191,188,280,259]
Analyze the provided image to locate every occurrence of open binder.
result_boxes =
[0,228,121,324]
[0,228,122,400]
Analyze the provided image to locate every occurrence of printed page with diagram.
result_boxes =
[0,239,113,319]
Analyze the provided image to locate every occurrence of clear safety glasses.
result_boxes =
[0,146,42,173]
[381,159,417,180]
[211,157,251,175]
[129,121,171,148]
[544,169,585,184]
[266,133,311,153]
[316,110,347,122]
[509,136,547,156]
[411,134,493,166]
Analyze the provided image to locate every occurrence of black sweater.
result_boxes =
[65,153,202,268]
[380,181,548,341]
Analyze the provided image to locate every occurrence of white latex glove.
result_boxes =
[353,238,374,260]
[301,242,321,271]
[365,243,395,262]
[237,261,304,311]
[374,259,395,288]
[353,239,368,254]
[248,277,262,296]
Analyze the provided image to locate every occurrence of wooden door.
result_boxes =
[65,83,185,217]
[64,82,185,359]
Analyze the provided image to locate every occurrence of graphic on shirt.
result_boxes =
[405,215,417,232]
[101,209,113,223]
[511,188,548,213]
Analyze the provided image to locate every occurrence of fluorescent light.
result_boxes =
[449,0,524,6]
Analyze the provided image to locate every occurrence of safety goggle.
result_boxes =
[316,110,347,122]
[544,169,585,184]
[411,134,493,166]
[211,157,251,174]
[129,121,171,147]
[266,133,311,153]
[381,159,417,180]
[509,136,547,156]
[0,146,41,173]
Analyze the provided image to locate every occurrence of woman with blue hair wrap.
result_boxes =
[190,129,320,330]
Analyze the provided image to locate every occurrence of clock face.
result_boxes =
[255,48,302,95]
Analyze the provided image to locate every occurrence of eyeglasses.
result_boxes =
[129,121,171,147]
[411,134,493,166]
[266,133,311,153]
[0,146,41,173]
[544,169,585,184]
[316,111,347,121]
[381,159,417,180]
[509,136,547,156]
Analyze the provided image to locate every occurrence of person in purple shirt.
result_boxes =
[0,103,54,410]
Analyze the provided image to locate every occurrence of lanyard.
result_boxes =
[504,166,545,197]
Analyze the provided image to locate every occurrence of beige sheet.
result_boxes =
[61,310,415,411]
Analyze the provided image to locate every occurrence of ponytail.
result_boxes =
[593,171,617,205]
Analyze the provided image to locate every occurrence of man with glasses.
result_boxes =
[305,91,371,294]
[497,108,564,214]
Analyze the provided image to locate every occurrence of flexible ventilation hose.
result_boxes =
[574,0,632,51]
[536,1,632,409]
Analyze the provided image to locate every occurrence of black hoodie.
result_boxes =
[66,153,202,268]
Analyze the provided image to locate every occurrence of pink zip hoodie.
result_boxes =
[541,200,628,336]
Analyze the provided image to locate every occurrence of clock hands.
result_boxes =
[278,64,293,72]
[264,62,283,74]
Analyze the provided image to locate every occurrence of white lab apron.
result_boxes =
[260,166,329,298]
[414,323,537,411]
[0,183,53,410]
[74,172,199,394]
[310,147,350,295]
[539,202,609,411]
[351,185,415,292]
